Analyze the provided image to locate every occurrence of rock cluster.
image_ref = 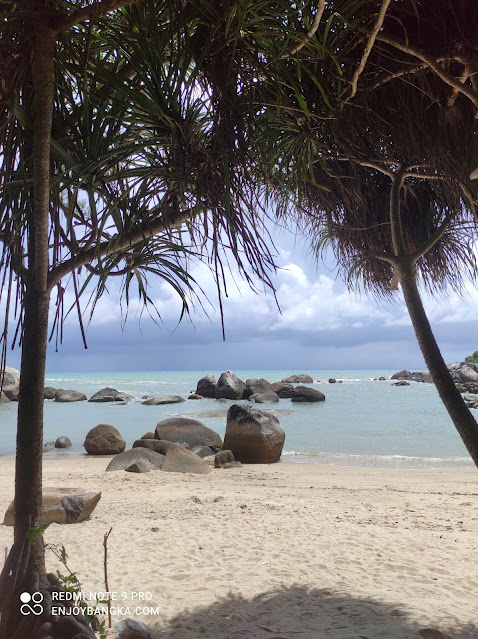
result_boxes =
[392,361,478,391]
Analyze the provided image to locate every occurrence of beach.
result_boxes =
[0,456,476,638]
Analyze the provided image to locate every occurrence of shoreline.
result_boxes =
[1,457,477,638]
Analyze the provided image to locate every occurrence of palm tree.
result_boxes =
[260,0,478,465]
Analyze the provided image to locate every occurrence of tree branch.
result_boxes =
[47,206,197,292]
[409,211,453,263]
[375,34,478,109]
[282,0,326,58]
[53,0,142,34]
[345,0,392,102]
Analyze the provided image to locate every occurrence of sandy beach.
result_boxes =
[0,456,477,638]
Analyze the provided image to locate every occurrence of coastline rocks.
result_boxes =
[88,388,134,403]
[280,374,313,384]
[106,448,165,472]
[448,361,478,384]
[84,424,126,455]
[270,382,295,398]
[0,392,10,404]
[44,387,58,400]
[188,394,203,400]
[244,378,273,398]
[133,439,185,455]
[141,395,185,405]
[215,371,246,399]
[291,385,325,402]
[155,417,222,450]
[249,391,280,403]
[55,436,72,449]
[195,374,216,398]
[4,488,101,525]
[223,404,285,464]
[390,370,433,383]
[141,431,155,440]
[464,395,478,409]
[161,446,212,475]
[456,382,478,394]
[2,366,20,387]
[214,450,235,468]
[392,381,410,386]
[55,389,87,403]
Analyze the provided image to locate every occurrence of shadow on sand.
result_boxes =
[145,585,477,639]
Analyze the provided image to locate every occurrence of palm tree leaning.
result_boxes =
[263,0,478,465]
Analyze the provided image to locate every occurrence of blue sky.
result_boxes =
[4,223,478,373]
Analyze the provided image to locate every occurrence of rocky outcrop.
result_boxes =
[280,374,313,383]
[195,374,216,398]
[161,446,212,474]
[0,392,10,404]
[4,488,101,525]
[155,417,222,450]
[44,387,58,400]
[84,424,126,455]
[390,370,433,383]
[270,382,295,398]
[133,439,185,455]
[106,448,165,471]
[215,371,246,399]
[2,366,20,387]
[243,378,273,398]
[141,395,185,405]
[55,389,87,402]
[223,404,285,464]
[392,361,478,385]
[392,381,410,386]
[55,436,72,449]
[88,388,133,403]
[291,385,325,402]
[464,395,478,409]
[188,394,203,400]
[249,391,280,403]
[3,386,18,401]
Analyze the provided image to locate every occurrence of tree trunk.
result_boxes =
[389,171,478,468]
[398,264,478,467]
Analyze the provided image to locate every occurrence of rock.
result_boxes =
[125,461,151,473]
[106,448,165,471]
[249,391,280,403]
[215,371,246,399]
[392,381,410,386]
[115,391,134,402]
[114,618,152,639]
[328,378,336,384]
[88,387,119,402]
[55,436,72,449]
[280,374,313,383]
[43,441,56,452]
[448,361,478,384]
[291,385,325,402]
[270,382,295,398]
[133,439,184,455]
[188,394,204,399]
[214,450,235,467]
[243,378,273,398]
[155,417,222,449]
[390,369,432,383]
[3,488,101,525]
[195,374,216,398]
[457,382,478,394]
[0,392,10,404]
[2,366,20,387]
[141,431,155,439]
[161,446,212,474]
[379,376,386,381]
[55,389,87,402]
[418,629,455,639]
[223,404,285,464]
[224,461,242,469]
[141,395,185,405]
[84,424,126,455]
[3,386,18,401]
[44,386,58,399]
[192,446,215,458]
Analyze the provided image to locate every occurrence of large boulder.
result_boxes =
[44,386,58,400]
[106,448,165,471]
[2,366,20,387]
[141,395,185,405]
[448,362,478,384]
[249,391,280,403]
[55,436,72,449]
[3,386,18,401]
[161,446,212,474]
[154,417,222,449]
[84,424,126,455]
[270,382,295,398]
[55,389,87,403]
[243,378,273,398]
[3,488,101,525]
[215,371,246,399]
[291,385,325,402]
[390,369,432,383]
[280,374,313,383]
[0,392,10,404]
[88,387,133,403]
[223,404,285,464]
[133,439,184,455]
[195,374,216,398]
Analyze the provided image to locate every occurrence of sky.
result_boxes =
[3,222,477,374]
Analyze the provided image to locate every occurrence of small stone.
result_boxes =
[114,618,152,639]
[55,436,72,449]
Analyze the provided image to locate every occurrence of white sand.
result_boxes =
[0,456,477,638]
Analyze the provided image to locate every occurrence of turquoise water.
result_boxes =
[0,369,473,468]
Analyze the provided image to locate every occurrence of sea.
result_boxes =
[0,369,474,469]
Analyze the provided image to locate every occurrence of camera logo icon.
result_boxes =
[19,592,43,616]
